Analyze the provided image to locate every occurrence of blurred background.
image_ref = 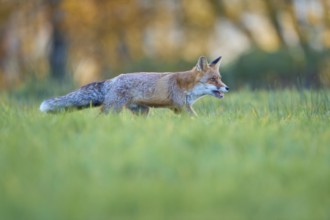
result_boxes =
[0,0,330,90]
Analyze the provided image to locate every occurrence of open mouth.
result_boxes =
[212,90,224,98]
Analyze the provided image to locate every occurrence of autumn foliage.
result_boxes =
[0,0,329,88]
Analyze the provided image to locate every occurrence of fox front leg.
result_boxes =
[171,107,183,114]
[185,104,198,117]
[184,93,198,117]
[173,104,197,116]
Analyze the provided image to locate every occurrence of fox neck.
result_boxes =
[175,70,201,91]
[185,84,207,105]
[171,70,206,105]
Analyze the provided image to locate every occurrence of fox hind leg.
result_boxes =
[127,104,150,116]
[101,102,114,114]
[101,97,129,114]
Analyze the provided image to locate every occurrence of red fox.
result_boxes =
[40,56,229,116]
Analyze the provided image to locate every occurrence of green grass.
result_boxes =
[0,89,330,220]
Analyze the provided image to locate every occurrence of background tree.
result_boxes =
[0,0,329,88]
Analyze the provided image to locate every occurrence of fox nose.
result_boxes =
[225,87,229,91]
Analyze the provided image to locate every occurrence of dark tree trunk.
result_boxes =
[48,0,67,81]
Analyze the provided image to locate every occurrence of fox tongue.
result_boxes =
[213,90,224,98]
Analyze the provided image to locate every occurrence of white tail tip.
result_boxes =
[39,101,50,113]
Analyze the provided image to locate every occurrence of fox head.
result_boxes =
[192,56,229,99]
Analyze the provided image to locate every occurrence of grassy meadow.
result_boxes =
[0,89,330,220]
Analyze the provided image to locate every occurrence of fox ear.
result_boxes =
[196,56,208,72]
[209,56,222,68]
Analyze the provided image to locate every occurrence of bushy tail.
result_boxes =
[40,81,105,113]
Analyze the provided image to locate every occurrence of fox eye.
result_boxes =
[210,77,217,82]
